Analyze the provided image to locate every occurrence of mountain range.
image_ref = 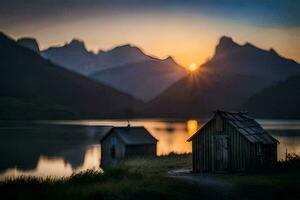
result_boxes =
[41,41,151,75]
[140,36,300,118]
[6,32,300,119]
[1,32,142,119]
[18,38,187,101]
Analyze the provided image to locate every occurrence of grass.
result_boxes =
[215,173,300,200]
[121,153,192,175]
[1,153,300,200]
[0,154,201,200]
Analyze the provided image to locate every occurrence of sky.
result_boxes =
[1,0,300,67]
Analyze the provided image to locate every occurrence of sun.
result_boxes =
[188,63,199,72]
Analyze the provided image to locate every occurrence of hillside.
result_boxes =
[141,71,265,118]
[90,57,187,101]
[0,32,142,119]
[242,75,300,119]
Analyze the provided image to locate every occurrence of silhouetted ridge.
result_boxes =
[0,32,8,40]
[41,41,152,75]
[110,44,133,50]
[163,56,177,65]
[0,32,16,46]
[65,39,87,51]
[203,35,300,82]
[219,36,234,45]
[269,48,279,56]
[17,37,40,52]
[216,36,240,53]
[42,39,88,54]
[104,44,145,56]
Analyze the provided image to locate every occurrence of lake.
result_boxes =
[0,119,299,179]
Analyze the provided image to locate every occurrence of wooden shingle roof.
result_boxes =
[217,110,278,144]
[188,110,278,144]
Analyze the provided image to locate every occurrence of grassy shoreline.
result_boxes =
[1,154,300,200]
[0,154,197,200]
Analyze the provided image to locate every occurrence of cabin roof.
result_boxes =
[188,110,278,144]
[100,126,158,145]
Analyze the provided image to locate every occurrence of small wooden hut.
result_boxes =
[100,126,157,168]
[188,110,278,172]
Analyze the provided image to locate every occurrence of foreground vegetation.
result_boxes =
[1,153,300,200]
[0,154,198,200]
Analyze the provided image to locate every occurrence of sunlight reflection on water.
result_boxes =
[0,145,102,180]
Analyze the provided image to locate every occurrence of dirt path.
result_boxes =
[167,169,238,199]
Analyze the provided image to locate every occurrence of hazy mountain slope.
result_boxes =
[0,32,142,119]
[141,71,266,118]
[90,57,187,102]
[41,41,151,75]
[242,75,300,119]
[141,36,300,118]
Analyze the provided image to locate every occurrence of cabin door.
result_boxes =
[214,135,229,172]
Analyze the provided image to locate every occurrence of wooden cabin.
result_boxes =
[188,110,278,172]
[100,126,157,168]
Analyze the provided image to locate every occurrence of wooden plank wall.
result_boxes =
[224,122,251,171]
[192,118,215,172]
[192,115,257,172]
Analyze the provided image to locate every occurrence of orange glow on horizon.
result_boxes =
[6,10,300,68]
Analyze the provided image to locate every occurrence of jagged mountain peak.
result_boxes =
[243,42,256,48]
[215,36,241,55]
[163,56,178,66]
[219,36,234,43]
[269,48,279,55]
[66,39,86,50]
[203,35,300,84]
[0,32,8,40]
[106,44,143,54]
[17,37,37,42]
[17,37,40,52]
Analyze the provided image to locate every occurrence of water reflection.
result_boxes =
[276,136,300,160]
[0,145,101,180]
[187,120,199,135]
[269,130,300,161]
[0,119,299,179]
[49,119,199,155]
